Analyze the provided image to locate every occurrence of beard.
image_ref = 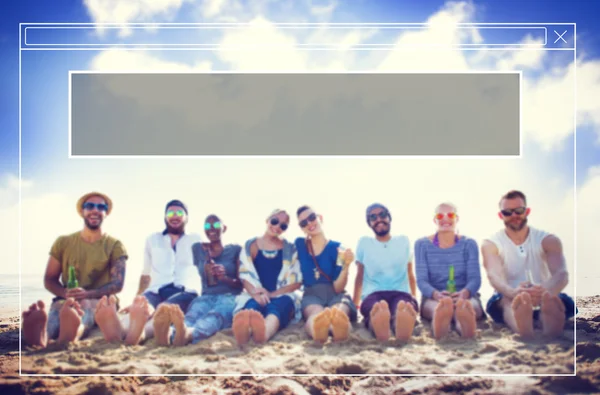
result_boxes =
[84,217,102,230]
[165,220,185,235]
[373,222,390,237]
[505,217,528,231]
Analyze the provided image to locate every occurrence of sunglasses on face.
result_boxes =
[205,221,222,230]
[299,213,317,228]
[368,211,389,222]
[435,212,457,220]
[166,210,185,218]
[82,202,108,212]
[501,207,527,217]
[270,217,288,231]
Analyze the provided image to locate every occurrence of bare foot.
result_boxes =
[22,301,48,348]
[94,296,123,343]
[370,301,391,341]
[455,299,477,339]
[171,305,188,347]
[57,298,84,344]
[124,296,151,346]
[249,310,267,344]
[432,297,454,340]
[153,304,173,346]
[232,310,251,346]
[312,308,332,343]
[394,301,417,342]
[540,292,566,338]
[512,292,535,339]
[331,307,351,342]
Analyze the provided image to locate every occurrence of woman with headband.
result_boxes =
[232,209,303,346]
[414,202,484,340]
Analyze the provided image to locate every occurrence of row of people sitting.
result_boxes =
[21,189,576,349]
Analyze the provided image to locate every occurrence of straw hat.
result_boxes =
[76,191,113,217]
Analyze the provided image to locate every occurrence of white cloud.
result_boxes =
[217,17,309,70]
[89,49,212,71]
[83,0,193,37]
[201,0,230,18]
[377,2,478,71]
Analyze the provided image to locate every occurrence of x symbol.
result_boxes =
[554,30,567,44]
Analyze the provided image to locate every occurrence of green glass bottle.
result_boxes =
[446,265,457,293]
[67,266,79,289]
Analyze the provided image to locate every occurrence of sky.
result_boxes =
[1,0,599,309]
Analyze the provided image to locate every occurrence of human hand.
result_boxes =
[433,290,452,301]
[340,248,354,267]
[524,285,545,307]
[252,287,270,306]
[65,287,88,300]
[212,264,227,280]
[451,289,470,302]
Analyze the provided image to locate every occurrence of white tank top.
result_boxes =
[487,227,551,288]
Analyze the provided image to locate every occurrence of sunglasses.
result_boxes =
[166,210,185,218]
[500,207,527,217]
[204,221,222,230]
[299,213,317,228]
[82,202,108,212]
[435,212,457,220]
[368,211,389,222]
[270,217,288,231]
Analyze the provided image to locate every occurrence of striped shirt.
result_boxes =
[414,236,482,299]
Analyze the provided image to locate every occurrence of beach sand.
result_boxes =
[1,296,599,394]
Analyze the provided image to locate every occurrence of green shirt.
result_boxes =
[50,231,128,291]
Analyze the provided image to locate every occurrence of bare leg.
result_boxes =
[510,292,535,339]
[394,301,417,342]
[22,301,48,348]
[454,299,477,339]
[369,301,391,342]
[94,296,126,343]
[232,310,252,346]
[432,297,454,339]
[330,304,351,342]
[420,298,439,321]
[153,304,173,346]
[124,296,152,345]
[540,292,566,338]
[57,298,84,344]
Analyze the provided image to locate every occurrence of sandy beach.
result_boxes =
[0,295,598,394]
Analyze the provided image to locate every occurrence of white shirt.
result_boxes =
[487,226,552,289]
[142,231,203,294]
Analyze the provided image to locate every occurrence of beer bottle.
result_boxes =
[446,265,457,293]
[205,249,218,287]
[67,265,79,289]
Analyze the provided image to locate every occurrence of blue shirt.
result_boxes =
[414,236,482,299]
[295,238,342,287]
[356,235,412,300]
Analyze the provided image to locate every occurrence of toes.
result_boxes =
[37,300,45,310]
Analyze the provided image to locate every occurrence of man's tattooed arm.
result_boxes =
[85,256,127,299]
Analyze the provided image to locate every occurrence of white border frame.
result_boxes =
[19,22,578,379]
[24,25,548,47]
[67,70,523,159]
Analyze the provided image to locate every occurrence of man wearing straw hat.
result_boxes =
[21,191,128,348]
